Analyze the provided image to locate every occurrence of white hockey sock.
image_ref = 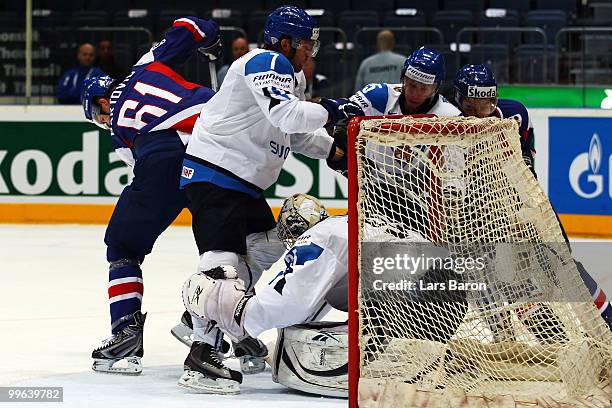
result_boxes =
[198,250,240,272]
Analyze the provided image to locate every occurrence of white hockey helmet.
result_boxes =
[277,193,328,248]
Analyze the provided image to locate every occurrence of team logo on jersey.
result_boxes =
[404,66,436,85]
[182,166,194,179]
[467,85,497,98]
[252,73,293,91]
[569,133,604,199]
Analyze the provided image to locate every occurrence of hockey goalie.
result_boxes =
[182,193,468,397]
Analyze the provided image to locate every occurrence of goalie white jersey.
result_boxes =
[182,48,332,196]
[243,215,349,337]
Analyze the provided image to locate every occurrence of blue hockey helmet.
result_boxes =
[401,47,445,85]
[454,64,498,117]
[81,75,114,130]
[264,6,320,57]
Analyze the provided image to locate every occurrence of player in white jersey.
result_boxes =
[183,193,469,397]
[176,5,361,394]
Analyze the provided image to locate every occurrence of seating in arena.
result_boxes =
[2,0,609,99]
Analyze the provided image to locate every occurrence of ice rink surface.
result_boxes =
[1,224,610,407]
[0,224,346,408]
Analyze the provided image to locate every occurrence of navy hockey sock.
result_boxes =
[108,259,143,334]
[577,261,612,329]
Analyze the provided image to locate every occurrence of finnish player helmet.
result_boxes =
[454,64,498,117]
[277,193,328,248]
[264,6,320,57]
[401,47,445,85]
[81,75,114,130]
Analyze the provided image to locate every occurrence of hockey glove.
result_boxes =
[319,97,364,125]
[326,124,348,177]
[198,32,223,62]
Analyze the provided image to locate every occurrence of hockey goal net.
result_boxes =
[346,115,612,407]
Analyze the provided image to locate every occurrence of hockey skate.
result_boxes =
[234,337,268,375]
[171,310,232,354]
[178,341,242,394]
[92,311,146,375]
[171,310,195,347]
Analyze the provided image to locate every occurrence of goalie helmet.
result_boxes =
[454,64,498,117]
[277,193,328,248]
[81,75,114,130]
[401,47,445,85]
[264,6,320,57]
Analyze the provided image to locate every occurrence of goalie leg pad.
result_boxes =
[182,266,251,343]
[273,322,348,398]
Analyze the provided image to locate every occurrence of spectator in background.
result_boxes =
[302,58,330,101]
[354,30,406,92]
[96,40,128,81]
[217,36,249,86]
[57,43,105,104]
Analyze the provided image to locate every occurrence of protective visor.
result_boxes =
[90,102,111,130]
[292,38,320,58]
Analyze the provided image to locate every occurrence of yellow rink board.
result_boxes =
[0,203,348,226]
[0,203,609,237]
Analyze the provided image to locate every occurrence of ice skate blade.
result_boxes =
[170,323,194,347]
[239,355,266,375]
[177,370,240,394]
[92,356,142,375]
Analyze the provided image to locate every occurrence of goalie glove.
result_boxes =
[319,97,364,125]
[197,32,223,61]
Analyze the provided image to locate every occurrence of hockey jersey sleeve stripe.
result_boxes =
[170,113,200,134]
[145,61,201,90]
[149,103,205,133]
[173,18,206,41]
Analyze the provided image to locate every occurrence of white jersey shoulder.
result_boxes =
[184,48,329,192]
[350,83,402,115]
[293,215,348,255]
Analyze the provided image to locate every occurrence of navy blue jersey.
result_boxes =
[109,17,217,154]
[493,98,535,170]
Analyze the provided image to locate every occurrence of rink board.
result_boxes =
[0,106,611,236]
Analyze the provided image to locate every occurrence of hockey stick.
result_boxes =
[209,61,218,92]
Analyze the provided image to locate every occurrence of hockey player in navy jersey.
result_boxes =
[454,64,536,176]
[80,16,221,375]
[453,63,612,333]
[177,5,362,393]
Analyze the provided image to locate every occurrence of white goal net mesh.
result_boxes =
[352,116,612,407]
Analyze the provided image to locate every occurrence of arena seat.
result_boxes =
[71,10,110,27]
[488,0,530,15]
[535,0,577,15]
[432,10,474,44]
[477,9,521,48]
[308,0,350,16]
[338,11,379,42]
[396,0,439,17]
[113,10,154,31]
[443,0,485,14]
[264,0,307,10]
[525,10,568,45]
